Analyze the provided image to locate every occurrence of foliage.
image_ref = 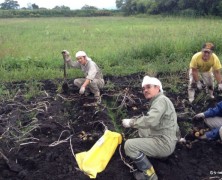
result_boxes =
[0,84,10,100]
[0,9,114,18]
[0,16,222,82]
[116,0,222,17]
[52,5,70,11]
[81,5,98,10]
[23,80,43,100]
[31,3,39,10]
[0,0,19,10]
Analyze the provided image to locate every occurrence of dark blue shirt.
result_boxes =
[204,101,222,118]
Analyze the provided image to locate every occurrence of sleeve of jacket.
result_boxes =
[204,101,222,118]
[133,98,166,129]
[67,60,81,68]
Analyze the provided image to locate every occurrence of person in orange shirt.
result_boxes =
[188,42,222,103]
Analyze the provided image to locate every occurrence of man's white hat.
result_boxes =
[142,76,163,92]
[76,51,87,58]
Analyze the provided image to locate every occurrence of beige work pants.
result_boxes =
[74,78,104,96]
[204,117,222,129]
[188,69,214,102]
[124,136,177,159]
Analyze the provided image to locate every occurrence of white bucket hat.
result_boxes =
[76,51,87,58]
[142,76,163,92]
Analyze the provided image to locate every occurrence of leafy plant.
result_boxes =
[24,80,43,100]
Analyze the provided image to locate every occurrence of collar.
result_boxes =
[149,92,163,103]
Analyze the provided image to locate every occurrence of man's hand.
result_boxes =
[218,84,222,91]
[61,50,69,54]
[61,50,70,61]
[193,113,205,120]
[79,86,86,95]
[196,81,203,90]
[122,119,134,128]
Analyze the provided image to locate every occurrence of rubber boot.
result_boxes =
[188,89,195,103]
[84,89,90,96]
[133,153,158,180]
[94,92,101,104]
[208,89,214,99]
[219,127,222,140]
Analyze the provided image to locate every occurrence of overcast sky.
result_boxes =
[0,0,117,9]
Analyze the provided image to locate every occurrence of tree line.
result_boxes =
[116,0,222,16]
[1,0,222,17]
[0,0,100,10]
[0,0,116,18]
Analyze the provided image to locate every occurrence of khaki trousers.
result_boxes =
[74,78,104,95]
[204,117,222,129]
[188,69,214,102]
[124,136,177,159]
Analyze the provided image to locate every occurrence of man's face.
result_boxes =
[142,84,160,99]
[77,56,87,65]
[202,50,212,61]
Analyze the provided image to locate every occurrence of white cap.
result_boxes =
[75,51,87,58]
[142,76,163,92]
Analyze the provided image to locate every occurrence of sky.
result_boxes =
[0,0,117,10]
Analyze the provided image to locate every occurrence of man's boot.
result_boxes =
[188,89,195,103]
[133,153,158,180]
[208,89,215,99]
[94,92,101,104]
[84,89,90,96]
[219,127,222,140]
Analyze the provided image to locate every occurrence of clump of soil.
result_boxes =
[0,72,222,180]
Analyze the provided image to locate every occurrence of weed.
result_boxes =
[0,84,10,100]
[104,80,115,91]
[102,97,127,133]
[179,121,193,136]
[1,17,222,81]
[24,80,43,100]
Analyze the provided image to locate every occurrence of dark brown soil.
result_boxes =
[0,72,222,180]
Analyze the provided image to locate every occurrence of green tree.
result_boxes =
[32,3,39,9]
[116,0,222,16]
[53,5,70,10]
[81,5,98,10]
[0,0,19,9]
[116,0,124,9]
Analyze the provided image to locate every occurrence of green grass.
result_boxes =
[1,16,222,82]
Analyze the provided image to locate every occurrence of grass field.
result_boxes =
[0,16,222,82]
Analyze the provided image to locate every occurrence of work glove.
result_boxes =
[61,50,71,61]
[61,50,69,54]
[196,81,203,90]
[193,113,205,120]
[122,119,134,128]
[79,86,86,95]
[218,83,222,91]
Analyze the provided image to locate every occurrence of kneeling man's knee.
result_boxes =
[124,139,135,158]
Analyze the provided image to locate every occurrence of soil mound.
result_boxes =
[0,72,222,180]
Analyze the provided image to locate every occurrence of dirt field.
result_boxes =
[0,72,222,180]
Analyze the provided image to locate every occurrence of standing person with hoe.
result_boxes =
[61,50,104,104]
[188,42,222,103]
[122,76,180,180]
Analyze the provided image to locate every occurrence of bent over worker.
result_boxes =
[193,101,222,141]
[188,42,222,103]
[61,50,104,103]
[122,76,180,180]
